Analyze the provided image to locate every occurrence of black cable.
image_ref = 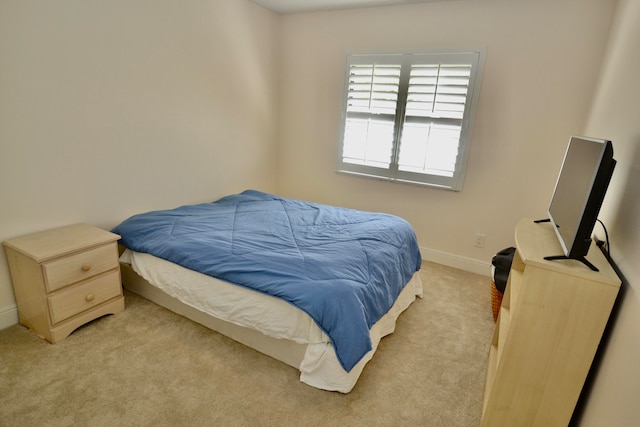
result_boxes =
[596,219,611,258]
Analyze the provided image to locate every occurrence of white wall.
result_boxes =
[276,0,615,273]
[0,0,280,324]
[573,0,640,424]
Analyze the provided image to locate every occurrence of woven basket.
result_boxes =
[490,279,504,322]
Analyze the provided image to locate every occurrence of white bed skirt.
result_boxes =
[120,250,423,393]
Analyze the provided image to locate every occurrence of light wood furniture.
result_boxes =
[3,224,124,343]
[481,218,621,426]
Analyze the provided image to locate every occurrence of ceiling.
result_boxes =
[251,0,453,14]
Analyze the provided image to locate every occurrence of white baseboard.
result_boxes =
[421,246,491,277]
[0,304,18,330]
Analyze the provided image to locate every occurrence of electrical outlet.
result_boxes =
[474,233,486,248]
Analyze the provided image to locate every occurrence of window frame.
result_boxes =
[336,48,485,191]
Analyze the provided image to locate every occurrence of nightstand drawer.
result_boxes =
[47,270,122,325]
[43,243,119,292]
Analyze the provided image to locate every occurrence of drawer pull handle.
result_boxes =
[81,263,91,272]
[85,294,95,302]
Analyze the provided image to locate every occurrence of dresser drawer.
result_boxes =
[47,270,122,325]
[43,243,119,292]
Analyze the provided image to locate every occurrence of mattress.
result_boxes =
[120,249,423,393]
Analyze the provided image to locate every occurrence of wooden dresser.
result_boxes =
[481,218,621,426]
[3,223,124,343]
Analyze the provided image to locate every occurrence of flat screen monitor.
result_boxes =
[546,135,616,270]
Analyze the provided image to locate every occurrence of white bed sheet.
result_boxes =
[120,249,423,392]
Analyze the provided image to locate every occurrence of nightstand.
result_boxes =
[3,223,125,343]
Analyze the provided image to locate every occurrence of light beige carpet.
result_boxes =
[0,262,494,427]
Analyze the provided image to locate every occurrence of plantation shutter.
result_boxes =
[337,51,483,190]
[342,62,401,168]
[398,63,472,177]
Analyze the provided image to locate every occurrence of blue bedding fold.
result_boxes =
[113,190,422,372]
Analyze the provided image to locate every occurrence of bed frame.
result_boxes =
[119,257,423,392]
[120,262,307,368]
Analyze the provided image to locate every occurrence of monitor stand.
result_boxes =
[543,254,599,272]
[533,218,599,272]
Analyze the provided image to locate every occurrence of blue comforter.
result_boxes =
[113,190,422,372]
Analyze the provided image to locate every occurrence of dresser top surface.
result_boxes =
[515,218,620,287]
[3,223,120,262]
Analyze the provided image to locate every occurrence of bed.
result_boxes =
[113,190,423,393]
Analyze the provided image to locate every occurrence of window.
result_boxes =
[337,50,484,191]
